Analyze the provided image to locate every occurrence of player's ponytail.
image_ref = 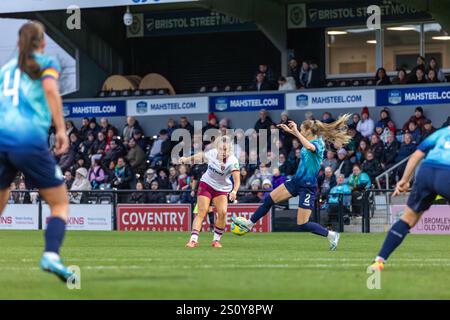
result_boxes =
[18,21,45,80]
[302,114,352,146]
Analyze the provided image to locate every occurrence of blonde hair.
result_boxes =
[213,135,234,158]
[302,113,352,146]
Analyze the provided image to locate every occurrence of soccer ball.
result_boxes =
[230,217,249,236]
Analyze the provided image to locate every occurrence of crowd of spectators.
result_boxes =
[8,106,448,220]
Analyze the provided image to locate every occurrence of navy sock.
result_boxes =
[297,222,329,237]
[378,219,410,261]
[250,196,274,224]
[45,217,66,254]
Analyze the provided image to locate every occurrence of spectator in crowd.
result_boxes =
[64,170,74,189]
[79,117,90,140]
[69,167,91,204]
[404,120,422,144]
[132,129,147,152]
[335,148,353,178]
[122,116,143,143]
[88,157,105,189]
[287,138,300,168]
[103,160,116,189]
[348,164,372,216]
[391,68,408,85]
[126,138,146,175]
[256,63,276,85]
[326,174,352,224]
[105,127,117,148]
[277,153,292,176]
[278,76,296,91]
[375,67,391,85]
[376,108,392,129]
[148,129,171,167]
[349,113,360,130]
[427,57,446,82]
[202,112,219,136]
[407,55,426,83]
[254,109,273,133]
[103,138,126,167]
[144,168,157,189]
[322,150,338,172]
[271,167,287,190]
[375,125,390,144]
[99,117,112,135]
[394,133,417,178]
[240,167,250,190]
[166,118,178,138]
[321,112,335,124]
[179,116,194,136]
[14,181,31,204]
[240,179,263,203]
[422,119,436,139]
[278,111,292,151]
[128,181,147,204]
[355,138,370,164]
[288,58,300,87]
[66,120,78,137]
[346,127,362,159]
[248,163,272,187]
[369,134,384,163]
[88,118,101,137]
[382,132,400,170]
[177,164,191,203]
[157,168,171,190]
[304,111,315,121]
[356,107,375,138]
[361,151,382,183]
[299,61,318,89]
[249,72,273,92]
[318,166,337,199]
[92,131,107,155]
[409,68,427,84]
[427,69,440,83]
[112,157,133,190]
[147,180,167,204]
[80,132,95,156]
[168,166,179,190]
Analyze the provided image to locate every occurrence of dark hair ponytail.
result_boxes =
[18,21,45,80]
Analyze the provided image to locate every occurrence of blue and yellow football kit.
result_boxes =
[407,126,450,213]
[0,53,64,189]
[285,138,325,210]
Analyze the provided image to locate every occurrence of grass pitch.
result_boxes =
[1,230,450,299]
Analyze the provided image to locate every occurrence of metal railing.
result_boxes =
[375,156,411,190]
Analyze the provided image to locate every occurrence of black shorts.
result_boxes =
[0,149,64,189]
[284,177,316,210]
[407,165,450,213]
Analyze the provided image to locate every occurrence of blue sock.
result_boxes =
[378,219,410,261]
[45,217,66,254]
[297,222,329,237]
[250,196,274,223]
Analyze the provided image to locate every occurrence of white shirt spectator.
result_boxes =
[278,77,296,91]
[357,118,375,138]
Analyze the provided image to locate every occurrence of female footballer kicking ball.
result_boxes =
[180,136,240,248]
[232,115,352,250]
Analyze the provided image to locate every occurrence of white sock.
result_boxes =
[247,220,255,229]
[213,232,222,242]
[43,252,60,261]
[375,256,386,263]
[190,234,199,242]
[327,231,336,241]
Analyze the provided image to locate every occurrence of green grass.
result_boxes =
[1,230,450,299]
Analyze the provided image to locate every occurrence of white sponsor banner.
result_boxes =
[0,205,39,230]
[286,89,376,110]
[127,96,209,116]
[0,0,198,14]
[42,205,112,231]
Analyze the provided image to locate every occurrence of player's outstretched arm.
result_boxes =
[179,152,205,165]
[287,121,316,152]
[42,77,68,156]
[393,150,425,196]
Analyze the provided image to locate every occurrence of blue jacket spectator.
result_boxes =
[348,164,371,191]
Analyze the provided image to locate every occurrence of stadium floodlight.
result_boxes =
[366,40,377,44]
[123,6,133,26]
[386,26,417,31]
[327,31,347,35]
[432,36,450,40]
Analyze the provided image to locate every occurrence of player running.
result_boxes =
[0,21,74,282]
[180,136,240,248]
[232,115,352,250]
[370,126,450,271]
